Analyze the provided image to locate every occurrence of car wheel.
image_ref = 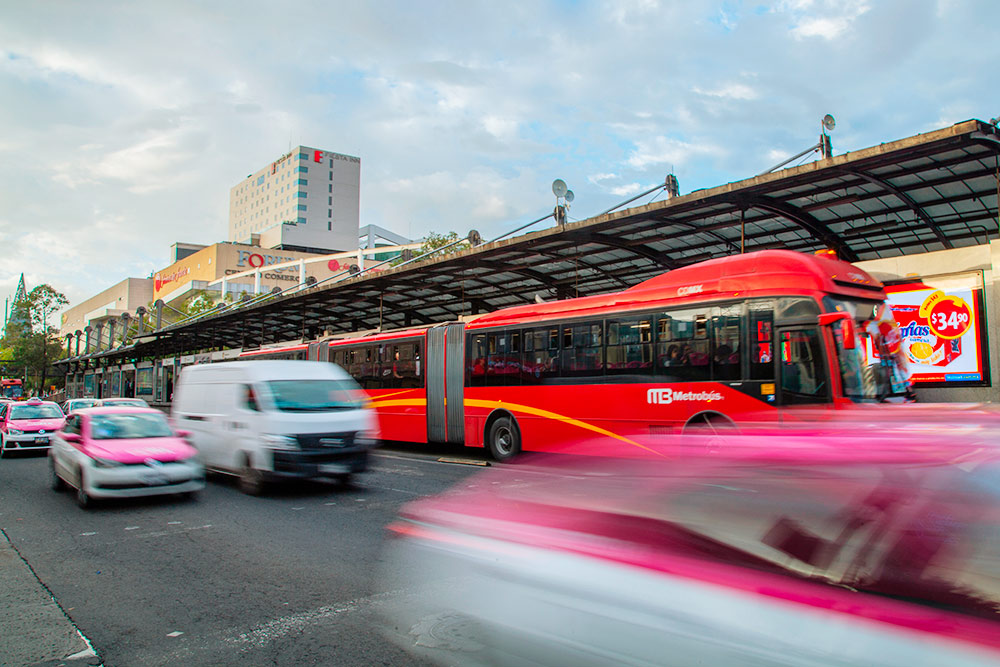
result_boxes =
[50,456,65,491]
[76,472,91,509]
[487,415,521,462]
[238,456,266,496]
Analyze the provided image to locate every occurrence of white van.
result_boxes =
[170,360,378,494]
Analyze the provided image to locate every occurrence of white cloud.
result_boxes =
[0,0,996,316]
[627,136,725,169]
[694,83,759,100]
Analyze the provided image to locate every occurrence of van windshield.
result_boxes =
[265,380,365,412]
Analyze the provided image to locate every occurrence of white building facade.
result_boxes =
[229,146,360,253]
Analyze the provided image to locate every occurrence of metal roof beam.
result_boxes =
[844,169,953,248]
[723,193,858,262]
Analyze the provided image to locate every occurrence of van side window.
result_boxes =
[243,385,260,412]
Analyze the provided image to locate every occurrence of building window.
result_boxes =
[297,217,306,224]
[298,204,307,211]
[329,159,333,167]
[329,172,333,180]
[328,184,332,193]
[328,196,332,205]
[298,152,308,160]
[297,166,308,173]
[328,209,332,218]
[297,178,307,186]
[297,191,307,198]
[328,221,331,230]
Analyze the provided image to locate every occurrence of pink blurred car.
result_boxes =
[380,425,1000,666]
[49,407,204,508]
[0,397,65,456]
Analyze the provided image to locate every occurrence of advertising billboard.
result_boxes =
[882,272,989,386]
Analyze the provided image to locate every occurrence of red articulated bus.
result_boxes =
[239,250,910,460]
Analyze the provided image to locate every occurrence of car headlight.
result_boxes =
[8,428,23,435]
[261,434,298,449]
[92,457,123,468]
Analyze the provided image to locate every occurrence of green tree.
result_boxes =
[1,284,69,394]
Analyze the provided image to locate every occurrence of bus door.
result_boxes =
[776,327,833,420]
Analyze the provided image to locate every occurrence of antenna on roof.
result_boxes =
[760,114,837,175]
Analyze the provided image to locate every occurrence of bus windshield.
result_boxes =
[825,297,912,403]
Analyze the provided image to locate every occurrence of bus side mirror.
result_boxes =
[818,312,856,349]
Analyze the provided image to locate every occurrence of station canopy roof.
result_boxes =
[71,118,1000,362]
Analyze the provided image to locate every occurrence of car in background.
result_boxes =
[380,425,1000,666]
[62,398,99,414]
[49,407,204,508]
[95,397,150,408]
[0,397,65,456]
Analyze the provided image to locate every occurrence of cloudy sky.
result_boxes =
[1,0,997,316]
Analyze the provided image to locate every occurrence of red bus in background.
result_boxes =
[1,379,24,400]
[239,250,909,460]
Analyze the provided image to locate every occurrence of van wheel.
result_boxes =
[487,416,521,462]
[239,456,265,496]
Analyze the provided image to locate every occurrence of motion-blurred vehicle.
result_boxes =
[62,398,99,414]
[171,360,379,494]
[0,397,65,456]
[95,397,150,408]
[380,425,1000,666]
[49,407,204,508]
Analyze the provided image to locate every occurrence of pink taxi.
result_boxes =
[0,397,65,456]
[380,424,1000,666]
[49,407,204,508]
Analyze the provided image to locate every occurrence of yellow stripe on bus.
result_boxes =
[367,395,664,457]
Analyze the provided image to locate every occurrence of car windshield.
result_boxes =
[103,399,146,407]
[10,405,63,420]
[264,379,365,412]
[69,400,98,410]
[90,413,174,440]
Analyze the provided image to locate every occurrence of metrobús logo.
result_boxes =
[647,388,723,405]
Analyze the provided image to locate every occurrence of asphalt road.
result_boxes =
[0,443,489,666]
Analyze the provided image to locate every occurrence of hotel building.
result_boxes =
[229,146,360,253]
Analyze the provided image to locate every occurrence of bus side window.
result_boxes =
[468,334,487,387]
[658,310,711,382]
[606,316,653,378]
[779,329,829,404]
[560,321,603,380]
[522,327,558,385]
[749,301,776,380]
[711,305,742,381]
[487,331,520,387]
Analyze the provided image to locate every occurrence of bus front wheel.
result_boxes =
[487,416,521,463]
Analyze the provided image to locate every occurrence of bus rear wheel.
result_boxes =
[487,416,521,463]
